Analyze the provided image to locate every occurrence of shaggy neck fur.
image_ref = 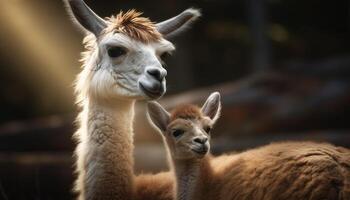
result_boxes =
[172,156,212,200]
[75,98,135,200]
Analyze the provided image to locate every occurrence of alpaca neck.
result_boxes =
[173,156,211,200]
[76,98,135,200]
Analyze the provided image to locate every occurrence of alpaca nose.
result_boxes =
[146,67,167,82]
[193,136,208,145]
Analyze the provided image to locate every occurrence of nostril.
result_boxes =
[194,138,201,144]
[202,137,208,143]
[147,68,162,81]
[194,137,207,144]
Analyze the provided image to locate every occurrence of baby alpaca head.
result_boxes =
[147,92,221,160]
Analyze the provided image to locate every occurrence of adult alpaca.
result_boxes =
[64,0,200,199]
[147,92,350,200]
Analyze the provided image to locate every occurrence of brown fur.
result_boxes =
[162,106,350,200]
[170,104,202,122]
[134,172,174,200]
[172,141,350,200]
[204,142,350,200]
[105,9,162,43]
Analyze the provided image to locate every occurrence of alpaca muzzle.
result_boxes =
[139,78,166,99]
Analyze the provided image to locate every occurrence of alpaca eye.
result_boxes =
[160,52,171,63]
[172,129,184,138]
[108,47,126,58]
[204,126,211,133]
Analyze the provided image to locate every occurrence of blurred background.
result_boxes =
[0,0,350,199]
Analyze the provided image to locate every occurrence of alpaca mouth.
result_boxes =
[139,82,164,99]
[191,147,208,155]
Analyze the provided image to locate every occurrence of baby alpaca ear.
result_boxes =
[147,101,170,133]
[201,92,221,123]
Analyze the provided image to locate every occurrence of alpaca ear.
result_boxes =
[64,0,107,36]
[147,101,170,133]
[201,92,221,123]
[156,8,201,38]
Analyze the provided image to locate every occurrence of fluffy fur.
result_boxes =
[134,172,174,200]
[187,142,350,200]
[215,142,350,200]
[105,10,162,43]
[74,101,135,200]
[148,96,350,200]
[170,104,202,121]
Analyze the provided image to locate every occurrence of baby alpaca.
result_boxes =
[147,92,350,200]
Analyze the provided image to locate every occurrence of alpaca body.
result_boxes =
[190,142,350,200]
[65,1,200,199]
[147,92,350,200]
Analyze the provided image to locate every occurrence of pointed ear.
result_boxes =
[147,101,170,133]
[64,0,107,36]
[156,8,201,38]
[201,92,221,123]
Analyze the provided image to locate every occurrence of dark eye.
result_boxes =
[204,126,211,133]
[108,46,126,58]
[172,129,184,138]
[160,52,171,63]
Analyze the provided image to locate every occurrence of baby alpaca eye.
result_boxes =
[172,129,184,138]
[108,46,126,58]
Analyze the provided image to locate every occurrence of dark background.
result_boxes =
[0,0,349,199]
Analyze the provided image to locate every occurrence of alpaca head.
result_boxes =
[65,0,201,102]
[147,92,221,160]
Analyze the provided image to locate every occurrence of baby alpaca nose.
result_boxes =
[193,136,208,145]
[146,67,167,82]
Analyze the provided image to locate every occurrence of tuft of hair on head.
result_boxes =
[105,9,162,43]
[170,104,202,122]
